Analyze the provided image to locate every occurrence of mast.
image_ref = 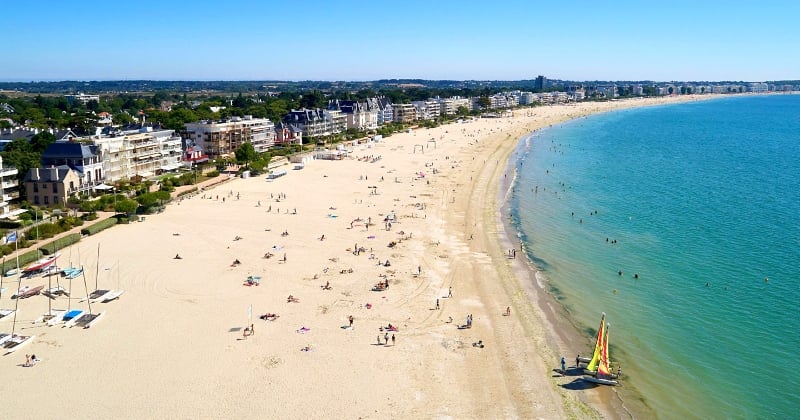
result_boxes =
[10,230,21,335]
[0,255,4,299]
[94,243,101,291]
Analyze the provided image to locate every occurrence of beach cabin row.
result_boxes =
[266,170,287,180]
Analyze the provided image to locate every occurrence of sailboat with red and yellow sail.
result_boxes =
[583,313,619,386]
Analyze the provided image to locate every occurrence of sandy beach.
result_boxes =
[0,95,713,418]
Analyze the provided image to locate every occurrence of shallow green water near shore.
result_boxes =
[509,95,800,419]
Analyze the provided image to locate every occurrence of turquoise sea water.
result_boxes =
[509,95,800,419]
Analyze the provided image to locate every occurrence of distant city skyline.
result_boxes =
[3,0,799,83]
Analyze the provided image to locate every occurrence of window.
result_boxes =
[34,196,39,205]
[44,196,49,205]
[53,183,58,193]
[33,183,39,193]
[53,196,59,205]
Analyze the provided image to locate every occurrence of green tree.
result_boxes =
[299,90,325,109]
[30,131,56,154]
[477,96,491,109]
[234,142,257,169]
[115,198,139,215]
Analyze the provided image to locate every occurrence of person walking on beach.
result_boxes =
[435,299,440,310]
[448,287,452,298]
[384,332,389,346]
[377,334,382,345]
[391,334,396,346]
[561,356,566,373]
[348,315,354,328]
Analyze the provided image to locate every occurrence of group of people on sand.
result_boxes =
[287,295,300,303]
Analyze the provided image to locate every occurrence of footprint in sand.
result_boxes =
[261,356,283,369]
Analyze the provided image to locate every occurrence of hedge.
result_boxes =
[80,217,118,236]
[0,220,22,229]
[40,233,81,255]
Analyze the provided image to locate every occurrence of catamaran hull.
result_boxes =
[583,375,619,386]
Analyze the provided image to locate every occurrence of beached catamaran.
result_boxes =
[582,313,619,386]
[582,312,606,374]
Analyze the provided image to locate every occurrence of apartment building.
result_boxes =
[0,156,19,218]
[411,100,441,120]
[94,128,183,182]
[328,100,379,131]
[392,103,417,123]
[283,109,345,139]
[184,116,276,159]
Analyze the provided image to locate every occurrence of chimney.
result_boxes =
[32,168,40,181]
[50,165,57,180]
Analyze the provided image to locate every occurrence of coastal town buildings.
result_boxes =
[184,116,275,159]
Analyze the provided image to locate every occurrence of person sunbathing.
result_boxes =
[321,281,331,290]
[287,295,299,303]
[260,313,278,320]
[263,252,274,259]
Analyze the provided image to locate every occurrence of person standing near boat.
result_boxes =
[561,356,566,373]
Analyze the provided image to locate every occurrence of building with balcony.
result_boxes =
[23,166,82,208]
[412,100,441,120]
[274,122,303,146]
[94,128,183,181]
[283,109,345,139]
[328,100,379,131]
[184,116,276,159]
[40,141,104,193]
[0,156,20,218]
[392,103,417,123]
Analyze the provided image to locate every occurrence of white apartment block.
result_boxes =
[437,97,471,115]
[95,128,183,182]
[0,156,20,219]
[412,100,441,120]
[749,82,768,93]
[64,93,101,104]
[184,116,275,159]
[518,92,537,105]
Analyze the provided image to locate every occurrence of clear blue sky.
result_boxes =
[4,0,798,82]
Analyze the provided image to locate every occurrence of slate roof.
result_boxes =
[23,165,74,182]
[41,141,98,160]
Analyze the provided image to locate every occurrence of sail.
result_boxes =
[586,313,606,373]
[598,324,611,378]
